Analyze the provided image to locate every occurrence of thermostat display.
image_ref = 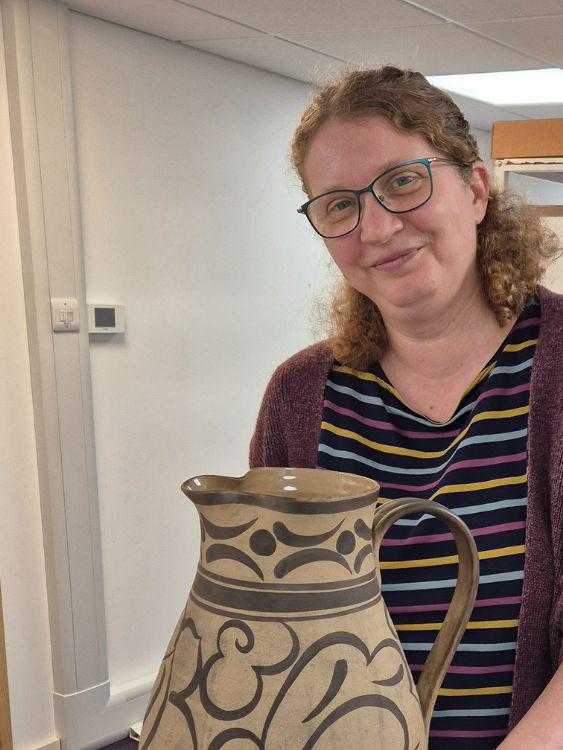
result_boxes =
[88,304,125,333]
[95,307,115,328]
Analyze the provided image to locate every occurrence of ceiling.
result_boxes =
[66,0,563,130]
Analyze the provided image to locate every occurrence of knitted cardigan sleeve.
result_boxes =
[248,359,291,468]
[509,286,563,728]
[249,342,334,469]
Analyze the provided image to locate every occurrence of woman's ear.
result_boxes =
[470,161,489,225]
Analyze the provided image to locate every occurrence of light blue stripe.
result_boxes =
[382,570,524,592]
[393,497,527,525]
[326,357,533,427]
[432,708,510,717]
[318,429,528,475]
[402,641,516,652]
[326,380,471,426]
[492,357,534,376]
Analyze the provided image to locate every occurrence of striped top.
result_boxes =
[316,297,541,749]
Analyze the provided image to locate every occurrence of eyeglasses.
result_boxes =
[297,157,464,239]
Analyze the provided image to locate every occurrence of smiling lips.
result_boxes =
[374,246,422,270]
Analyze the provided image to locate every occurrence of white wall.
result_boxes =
[68,12,328,691]
[7,8,532,746]
[473,127,492,168]
[0,8,57,750]
[507,172,563,205]
[543,216,563,294]
[505,175,563,295]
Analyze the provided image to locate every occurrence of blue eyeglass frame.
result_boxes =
[297,156,465,239]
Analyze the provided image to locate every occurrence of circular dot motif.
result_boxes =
[336,530,356,555]
[249,529,277,556]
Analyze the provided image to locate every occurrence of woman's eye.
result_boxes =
[327,197,355,214]
[388,172,418,190]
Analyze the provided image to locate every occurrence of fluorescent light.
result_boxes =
[427,69,563,106]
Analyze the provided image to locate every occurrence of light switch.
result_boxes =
[51,298,80,332]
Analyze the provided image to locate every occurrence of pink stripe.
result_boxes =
[323,400,462,438]
[475,382,530,404]
[430,730,507,738]
[378,452,527,493]
[388,595,522,614]
[324,382,530,439]
[514,316,540,329]
[410,663,514,674]
[381,520,525,546]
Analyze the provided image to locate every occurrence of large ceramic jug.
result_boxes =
[139,468,478,750]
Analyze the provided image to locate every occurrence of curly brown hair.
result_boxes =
[291,66,561,369]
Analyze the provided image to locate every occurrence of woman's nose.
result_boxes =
[358,192,404,244]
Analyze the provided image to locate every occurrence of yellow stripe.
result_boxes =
[439,686,513,697]
[321,405,528,459]
[459,361,496,398]
[377,473,527,505]
[380,544,525,570]
[333,362,496,404]
[332,365,401,399]
[395,619,518,631]
[504,338,537,353]
[332,357,523,409]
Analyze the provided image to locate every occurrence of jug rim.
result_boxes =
[181,467,379,514]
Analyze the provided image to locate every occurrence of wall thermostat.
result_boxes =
[87,304,125,333]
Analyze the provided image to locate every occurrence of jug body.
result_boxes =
[139,468,427,750]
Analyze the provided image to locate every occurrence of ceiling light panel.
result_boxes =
[428,69,563,105]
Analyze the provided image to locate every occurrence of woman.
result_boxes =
[250,66,563,749]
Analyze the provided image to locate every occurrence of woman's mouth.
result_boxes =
[375,247,422,270]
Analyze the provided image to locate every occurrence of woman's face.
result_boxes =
[302,116,489,321]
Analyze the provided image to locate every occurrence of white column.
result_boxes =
[1,1,148,746]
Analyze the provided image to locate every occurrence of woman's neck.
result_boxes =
[378,290,514,422]
[380,288,510,382]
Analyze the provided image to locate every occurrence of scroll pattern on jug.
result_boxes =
[140,607,421,750]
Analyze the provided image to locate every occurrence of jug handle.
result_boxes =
[372,497,479,736]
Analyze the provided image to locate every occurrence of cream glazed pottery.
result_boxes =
[139,467,479,750]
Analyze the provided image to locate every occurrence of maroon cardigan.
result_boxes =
[250,286,563,730]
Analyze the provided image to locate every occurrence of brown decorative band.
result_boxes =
[189,591,381,622]
[190,490,378,515]
[192,570,380,614]
[198,565,377,591]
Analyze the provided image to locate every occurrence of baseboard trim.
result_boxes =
[33,740,61,750]
[53,679,153,750]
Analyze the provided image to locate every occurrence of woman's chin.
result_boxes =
[368,278,439,315]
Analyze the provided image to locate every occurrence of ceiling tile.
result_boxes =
[68,0,262,41]
[284,24,546,75]
[184,0,440,35]
[414,0,563,23]
[185,36,349,84]
[467,16,563,67]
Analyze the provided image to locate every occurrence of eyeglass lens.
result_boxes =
[307,161,432,238]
